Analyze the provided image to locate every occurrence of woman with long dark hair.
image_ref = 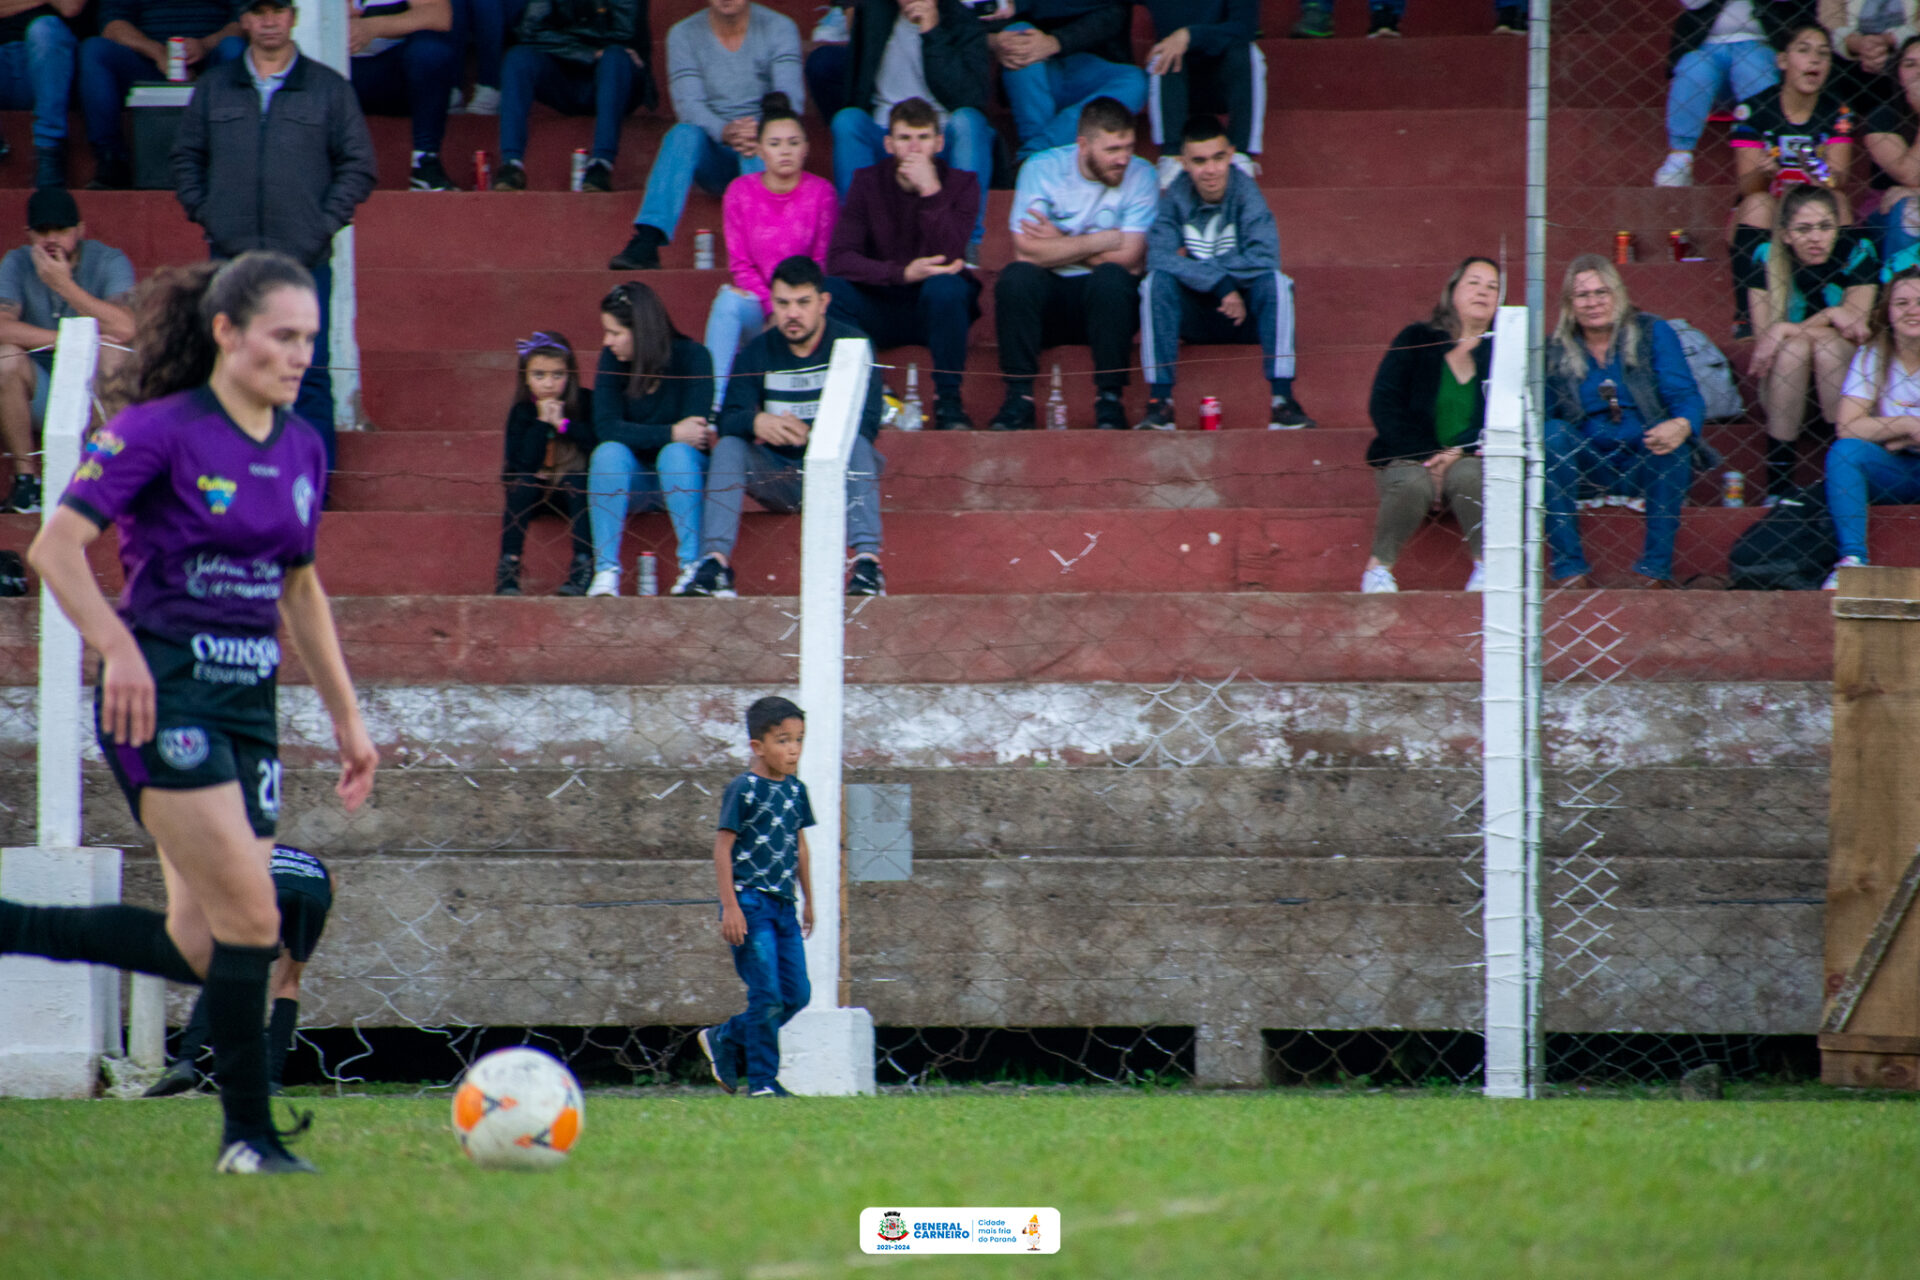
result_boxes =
[5,251,377,1174]
[585,280,716,596]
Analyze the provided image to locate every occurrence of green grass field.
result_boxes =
[3,1087,1917,1280]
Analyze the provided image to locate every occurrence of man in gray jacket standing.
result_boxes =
[172,0,377,465]
[1136,115,1312,432]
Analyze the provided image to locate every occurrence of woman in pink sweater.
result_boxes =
[703,93,839,410]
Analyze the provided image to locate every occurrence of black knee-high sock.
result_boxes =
[267,997,299,1089]
[1768,437,1798,496]
[205,941,276,1145]
[0,900,199,984]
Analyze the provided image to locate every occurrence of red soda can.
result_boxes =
[1199,396,1222,431]
[166,36,188,81]
[473,150,491,191]
[1613,230,1635,265]
[569,148,590,192]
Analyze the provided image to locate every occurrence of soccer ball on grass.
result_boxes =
[451,1047,584,1170]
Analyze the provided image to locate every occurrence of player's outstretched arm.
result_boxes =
[28,505,154,746]
[279,564,377,811]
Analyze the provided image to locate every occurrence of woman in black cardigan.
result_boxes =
[1360,256,1500,593]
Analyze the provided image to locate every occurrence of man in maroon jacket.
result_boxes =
[825,96,981,430]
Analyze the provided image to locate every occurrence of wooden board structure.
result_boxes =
[1825,566,1920,1088]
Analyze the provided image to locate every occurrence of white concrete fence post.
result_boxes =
[293,5,361,432]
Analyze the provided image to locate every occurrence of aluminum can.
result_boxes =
[1199,396,1222,432]
[569,148,589,192]
[473,150,491,192]
[693,229,715,270]
[636,551,659,597]
[167,37,189,82]
[1613,230,1635,265]
[1721,470,1745,508]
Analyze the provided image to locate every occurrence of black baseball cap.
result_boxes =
[26,187,80,232]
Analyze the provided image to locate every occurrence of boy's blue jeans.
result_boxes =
[716,889,811,1091]
[1544,416,1691,581]
[1827,437,1920,562]
[632,123,765,242]
[0,15,77,150]
[586,439,708,573]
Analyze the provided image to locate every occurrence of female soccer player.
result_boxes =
[0,252,377,1175]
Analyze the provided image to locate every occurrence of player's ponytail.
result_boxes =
[117,251,316,406]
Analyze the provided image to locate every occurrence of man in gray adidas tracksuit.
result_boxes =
[1136,114,1312,431]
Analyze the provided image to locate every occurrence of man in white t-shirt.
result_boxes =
[990,95,1157,431]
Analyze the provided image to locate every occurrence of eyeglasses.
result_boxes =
[1787,221,1837,235]
[1572,289,1612,303]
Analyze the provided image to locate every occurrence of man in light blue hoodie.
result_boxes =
[1137,115,1313,431]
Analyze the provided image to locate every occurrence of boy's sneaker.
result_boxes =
[1824,555,1867,591]
[215,1135,316,1174]
[141,1058,202,1098]
[846,553,886,597]
[697,1026,738,1094]
[494,553,523,597]
[1290,1,1332,36]
[810,4,849,41]
[5,472,41,514]
[586,567,620,597]
[463,84,502,115]
[933,395,973,431]
[1268,396,1316,430]
[989,390,1035,432]
[610,225,665,270]
[1367,5,1401,35]
[581,158,614,193]
[410,153,460,191]
[1653,152,1693,188]
[1133,398,1176,431]
[1361,564,1398,593]
[493,159,527,191]
[680,553,737,598]
[1094,391,1128,431]
[748,1081,793,1097]
[555,552,593,597]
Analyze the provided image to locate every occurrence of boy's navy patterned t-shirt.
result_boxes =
[717,770,815,901]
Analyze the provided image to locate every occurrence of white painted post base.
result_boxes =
[128,975,168,1069]
[0,846,123,1098]
[779,1006,877,1096]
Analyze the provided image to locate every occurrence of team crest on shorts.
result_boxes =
[157,727,210,771]
[292,475,315,527]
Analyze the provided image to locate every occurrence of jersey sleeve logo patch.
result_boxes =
[293,475,315,527]
[157,727,210,771]
[197,475,238,514]
[84,430,125,458]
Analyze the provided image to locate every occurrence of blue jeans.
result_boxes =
[632,122,765,241]
[298,260,336,468]
[586,439,707,572]
[499,47,641,164]
[1666,39,1778,152]
[714,889,811,1091]
[829,106,993,245]
[999,29,1145,157]
[0,16,77,150]
[1545,417,1692,580]
[704,286,766,413]
[81,36,246,151]
[351,30,461,154]
[1826,436,1920,562]
[466,0,531,87]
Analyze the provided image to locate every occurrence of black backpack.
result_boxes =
[1727,487,1837,590]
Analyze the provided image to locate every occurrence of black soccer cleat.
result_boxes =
[142,1058,203,1098]
[215,1135,317,1174]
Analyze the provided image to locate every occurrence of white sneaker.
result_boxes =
[1361,564,1398,594]
[1156,154,1181,189]
[463,85,501,115]
[586,568,620,597]
[1465,561,1486,592]
[1823,555,1866,591]
[810,4,849,42]
[1652,151,1693,187]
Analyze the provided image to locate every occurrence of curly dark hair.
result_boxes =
[112,252,316,407]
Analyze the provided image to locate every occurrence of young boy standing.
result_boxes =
[699,695,815,1097]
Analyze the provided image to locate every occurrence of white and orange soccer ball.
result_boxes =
[451,1047,584,1170]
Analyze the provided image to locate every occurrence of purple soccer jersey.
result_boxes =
[61,387,327,643]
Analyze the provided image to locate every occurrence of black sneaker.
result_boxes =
[410,153,460,191]
[581,158,613,193]
[494,553,522,596]
[141,1058,202,1098]
[679,553,736,598]
[554,552,592,597]
[5,473,41,514]
[1094,392,1128,431]
[989,390,1035,432]
[610,225,665,270]
[493,159,527,191]
[846,553,886,597]
[748,1081,793,1097]
[85,147,131,191]
[1367,5,1401,34]
[933,395,973,431]
[1268,396,1317,430]
[215,1135,317,1174]
[696,1026,737,1094]
[1133,398,1176,431]
[1493,5,1526,31]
